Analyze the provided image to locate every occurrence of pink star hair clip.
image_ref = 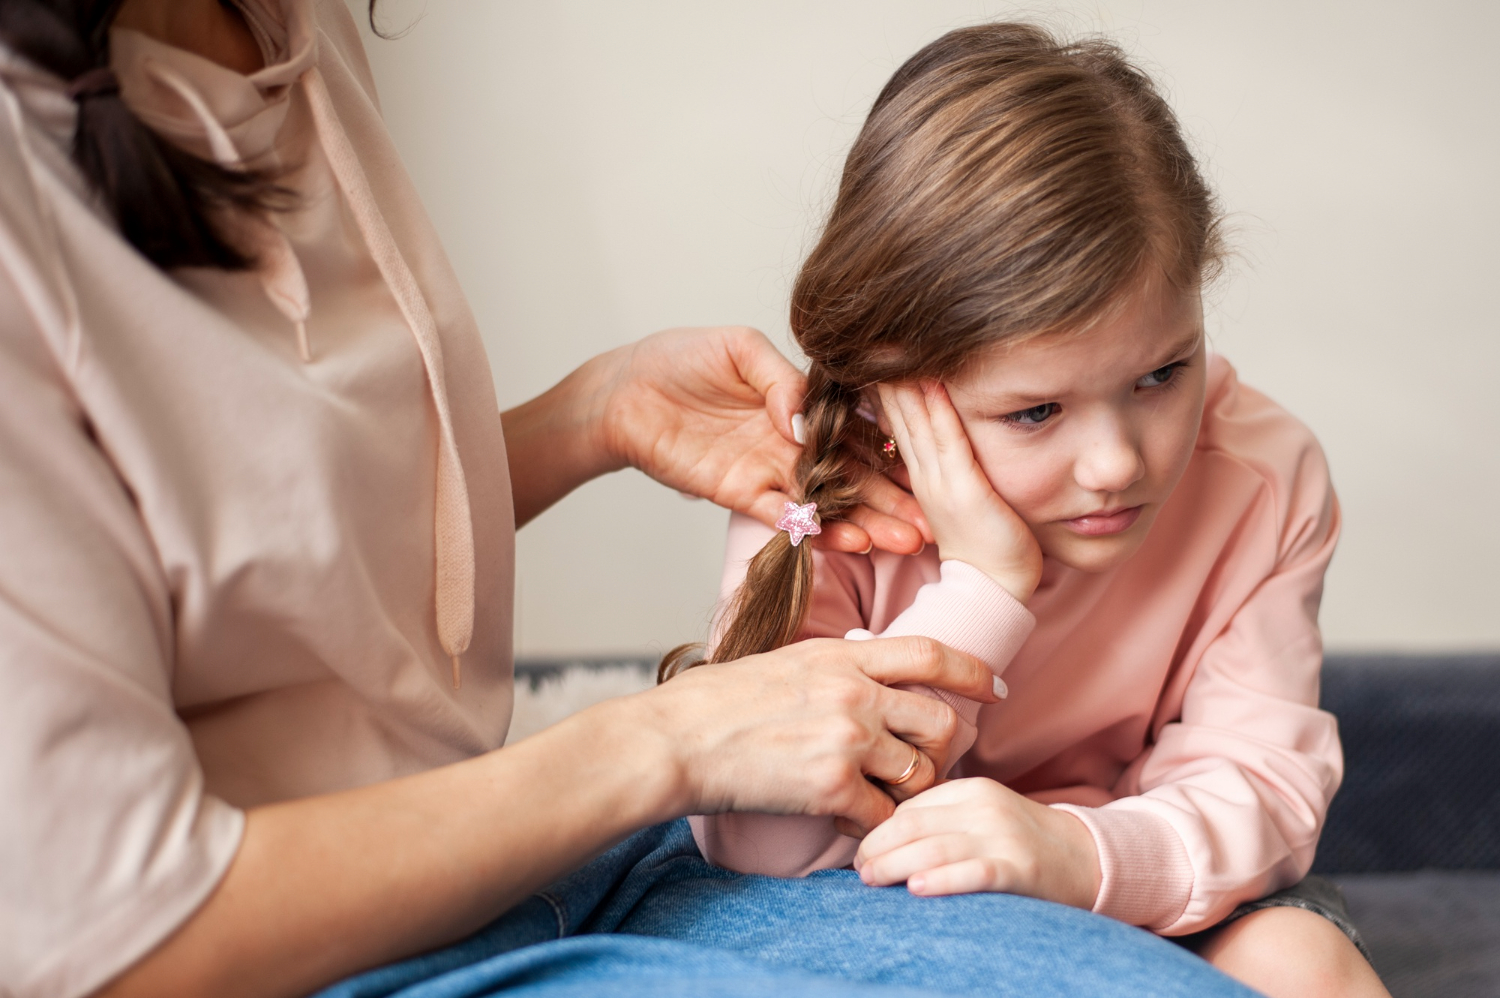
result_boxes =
[776,501,822,547]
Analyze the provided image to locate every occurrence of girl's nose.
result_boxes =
[1073,422,1147,496]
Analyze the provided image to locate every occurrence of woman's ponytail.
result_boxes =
[0,0,288,270]
[658,366,879,681]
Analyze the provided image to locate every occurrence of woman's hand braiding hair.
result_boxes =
[658,365,878,680]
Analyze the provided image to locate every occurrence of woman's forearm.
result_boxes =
[96,697,684,998]
[96,637,996,998]
[502,350,624,527]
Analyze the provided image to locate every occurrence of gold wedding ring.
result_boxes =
[886,743,922,786]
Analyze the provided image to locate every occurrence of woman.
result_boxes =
[0,2,1260,996]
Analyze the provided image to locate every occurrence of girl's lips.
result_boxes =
[1062,505,1142,537]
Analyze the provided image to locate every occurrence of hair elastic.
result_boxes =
[775,501,822,547]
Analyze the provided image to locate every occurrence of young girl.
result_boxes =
[663,23,1388,998]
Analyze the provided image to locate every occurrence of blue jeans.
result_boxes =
[315,820,1255,998]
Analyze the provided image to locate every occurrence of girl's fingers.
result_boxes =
[856,796,963,862]
[908,858,1007,896]
[876,384,927,468]
[921,381,978,465]
[877,388,933,504]
[858,832,977,888]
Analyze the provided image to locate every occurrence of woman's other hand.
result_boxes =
[853,777,1102,909]
[632,636,1001,837]
[504,326,927,552]
[879,381,1042,602]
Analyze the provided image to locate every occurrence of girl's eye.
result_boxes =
[1000,402,1059,427]
[1137,363,1182,389]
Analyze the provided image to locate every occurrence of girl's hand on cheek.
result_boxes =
[878,382,1042,603]
[853,778,1101,909]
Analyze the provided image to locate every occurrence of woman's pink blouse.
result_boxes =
[0,3,514,996]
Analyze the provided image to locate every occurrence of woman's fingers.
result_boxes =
[856,474,933,545]
[826,508,919,554]
[829,783,897,839]
[866,733,937,803]
[721,327,807,444]
[810,474,931,553]
[813,519,875,553]
[839,635,1001,703]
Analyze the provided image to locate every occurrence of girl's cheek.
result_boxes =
[968,435,1066,525]
[1145,374,1208,485]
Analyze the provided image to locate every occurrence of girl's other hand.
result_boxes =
[878,381,1042,602]
[853,777,1101,909]
[595,327,928,554]
[637,636,1001,836]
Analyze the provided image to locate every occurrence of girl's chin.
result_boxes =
[1038,522,1152,575]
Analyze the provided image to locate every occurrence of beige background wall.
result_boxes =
[354,0,1499,656]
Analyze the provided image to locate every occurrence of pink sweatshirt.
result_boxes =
[691,355,1343,935]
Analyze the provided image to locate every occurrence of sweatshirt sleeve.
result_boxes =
[691,514,1036,877]
[1053,437,1343,935]
[0,175,242,998]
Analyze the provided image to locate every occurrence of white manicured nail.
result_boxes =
[792,413,806,445]
[992,676,1008,699]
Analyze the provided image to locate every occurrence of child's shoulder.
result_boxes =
[1193,353,1337,554]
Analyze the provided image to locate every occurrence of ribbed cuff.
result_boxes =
[872,560,1035,676]
[1052,804,1194,930]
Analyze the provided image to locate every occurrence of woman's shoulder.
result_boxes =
[1191,354,1337,560]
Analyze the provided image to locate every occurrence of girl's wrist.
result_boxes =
[1047,806,1103,910]
[936,549,1039,605]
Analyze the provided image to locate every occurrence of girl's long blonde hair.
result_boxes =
[661,22,1223,681]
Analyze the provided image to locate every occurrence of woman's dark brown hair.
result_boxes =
[660,21,1223,681]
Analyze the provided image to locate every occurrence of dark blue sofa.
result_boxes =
[1316,654,1500,997]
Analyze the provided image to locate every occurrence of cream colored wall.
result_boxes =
[354,0,1499,655]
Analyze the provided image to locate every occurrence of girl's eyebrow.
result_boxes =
[1150,328,1205,368]
[965,329,1204,412]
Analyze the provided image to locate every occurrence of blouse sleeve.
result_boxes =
[1053,436,1343,935]
[0,203,242,998]
[690,514,1034,877]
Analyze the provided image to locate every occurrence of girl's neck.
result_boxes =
[113,0,264,75]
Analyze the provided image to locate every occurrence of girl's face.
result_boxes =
[942,279,1208,575]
